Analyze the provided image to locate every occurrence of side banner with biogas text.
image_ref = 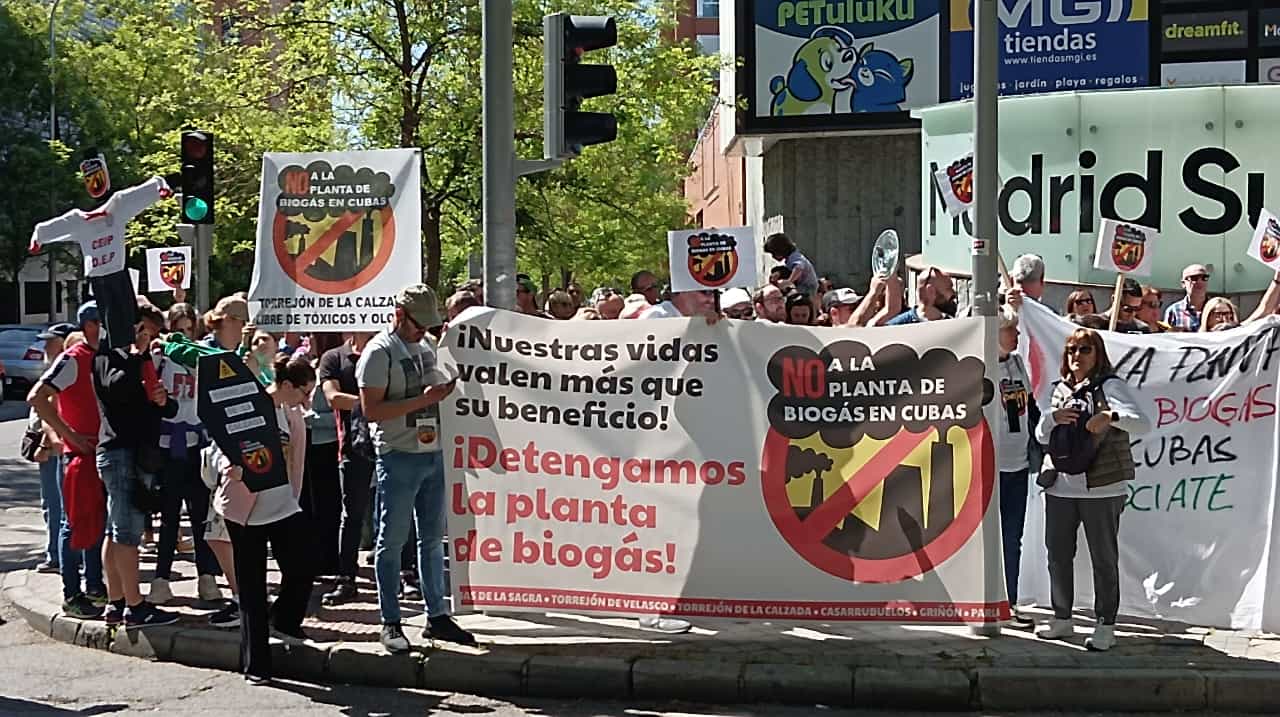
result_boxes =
[440,309,1008,623]
[248,149,422,332]
[1019,300,1280,632]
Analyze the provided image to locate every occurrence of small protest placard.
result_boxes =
[667,226,756,293]
[1094,218,1158,277]
[196,352,287,493]
[1247,209,1280,268]
[145,246,192,290]
[934,152,974,217]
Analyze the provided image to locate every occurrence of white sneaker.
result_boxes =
[197,575,222,603]
[1038,617,1074,640]
[1086,622,1116,651]
[148,578,173,605]
[637,616,691,634]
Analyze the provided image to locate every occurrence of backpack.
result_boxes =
[1046,378,1113,475]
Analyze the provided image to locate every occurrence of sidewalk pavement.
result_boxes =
[4,547,1280,713]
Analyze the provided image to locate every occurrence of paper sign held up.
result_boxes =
[667,226,756,293]
[1247,209,1280,269]
[1094,218,1158,278]
[145,246,192,290]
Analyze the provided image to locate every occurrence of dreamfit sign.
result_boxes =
[915,84,1280,293]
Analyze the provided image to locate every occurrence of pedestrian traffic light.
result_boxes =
[180,130,215,224]
[543,13,617,160]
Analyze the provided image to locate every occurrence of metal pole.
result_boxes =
[195,224,211,311]
[482,0,516,310]
[47,0,62,323]
[971,0,999,318]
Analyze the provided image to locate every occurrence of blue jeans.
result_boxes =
[96,447,146,547]
[999,469,1030,604]
[374,450,448,624]
[58,455,105,600]
[39,458,63,565]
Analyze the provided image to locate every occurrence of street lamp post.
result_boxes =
[46,0,63,323]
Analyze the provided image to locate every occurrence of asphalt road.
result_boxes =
[0,400,1249,716]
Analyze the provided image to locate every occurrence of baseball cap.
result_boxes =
[38,322,76,340]
[516,274,537,294]
[619,293,651,319]
[823,287,861,310]
[208,295,250,323]
[76,301,100,327]
[721,287,752,310]
[395,284,443,328]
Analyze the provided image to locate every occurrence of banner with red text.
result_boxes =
[439,309,1008,623]
[1020,299,1280,632]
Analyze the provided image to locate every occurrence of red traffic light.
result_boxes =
[182,132,210,160]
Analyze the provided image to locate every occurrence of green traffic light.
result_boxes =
[184,196,209,221]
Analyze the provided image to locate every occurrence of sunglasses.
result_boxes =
[1120,305,1138,314]
[1066,344,1094,356]
[637,284,658,293]
[725,308,754,319]
[1185,274,1210,282]
[1073,297,1095,306]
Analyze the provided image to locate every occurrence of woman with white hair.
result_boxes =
[996,305,1037,628]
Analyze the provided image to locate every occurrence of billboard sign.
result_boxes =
[1161,11,1249,52]
[747,0,941,127]
[949,0,1150,99]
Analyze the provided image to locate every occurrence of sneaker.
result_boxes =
[380,623,411,653]
[148,577,173,605]
[270,625,309,645]
[1086,622,1117,651]
[244,673,272,687]
[103,602,125,627]
[1038,617,1075,640]
[36,560,60,574]
[85,590,108,608]
[638,616,692,634]
[125,601,180,628]
[322,578,357,606]
[209,601,240,629]
[1009,610,1036,630]
[426,615,477,647]
[61,594,104,620]
[197,575,223,605]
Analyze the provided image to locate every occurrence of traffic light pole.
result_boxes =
[971,0,1000,318]
[195,223,211,311]
[482,0,517,311]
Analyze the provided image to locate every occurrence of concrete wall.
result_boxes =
[761,133,921,292]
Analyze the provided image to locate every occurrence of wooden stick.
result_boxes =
[996,252,1012,292]
[1107,273,1125,331]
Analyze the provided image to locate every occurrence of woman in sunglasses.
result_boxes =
[1034,328,1149,652]
[1199,297,1240,332]
[1063,290,1096,317]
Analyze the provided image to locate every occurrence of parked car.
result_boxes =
[0,325,48,399]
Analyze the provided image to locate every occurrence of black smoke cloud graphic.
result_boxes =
[766,340,991,448]
[276,160,396,222]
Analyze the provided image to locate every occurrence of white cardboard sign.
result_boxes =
[1093,218,1158,278]
[145,246,193,290]
[666,226,757,293]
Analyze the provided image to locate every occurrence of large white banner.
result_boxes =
[248,149,421,331]
[1020,299,1280,632]
[440,310,1008,623]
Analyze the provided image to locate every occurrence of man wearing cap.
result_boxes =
[823,288,861,327]
[1164,263,1212,332]
[515,274,544,316]
[357,284,475,652]
[721,287,755,320]
[27,303,107,619]
[30,323,74,575]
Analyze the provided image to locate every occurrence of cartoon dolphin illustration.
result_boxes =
[769,27,858,116]
[849,44,914,113]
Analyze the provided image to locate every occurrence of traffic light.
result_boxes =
[180,130,215,224]
[543,13,617,160]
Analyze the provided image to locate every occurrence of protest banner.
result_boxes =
[440,310,1008,623]
[196,352,287,493]
[145,246,192,291]
[1019,299,1280,632]
[1247,209,1280,269]
[248,149,421,331]
[667,227,757,293]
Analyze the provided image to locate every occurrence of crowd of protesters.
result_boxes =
[24,230,1280,683]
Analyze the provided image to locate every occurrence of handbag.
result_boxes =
[20,429,45,463]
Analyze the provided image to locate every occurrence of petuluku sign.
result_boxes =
[916,84,1280,293]
[1020,301,1280,633]
[1161,10,1249,52]
[248,149,422,331]
[441,309,1008,623]
[950,0,1150,99]
[744,0,941,129]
